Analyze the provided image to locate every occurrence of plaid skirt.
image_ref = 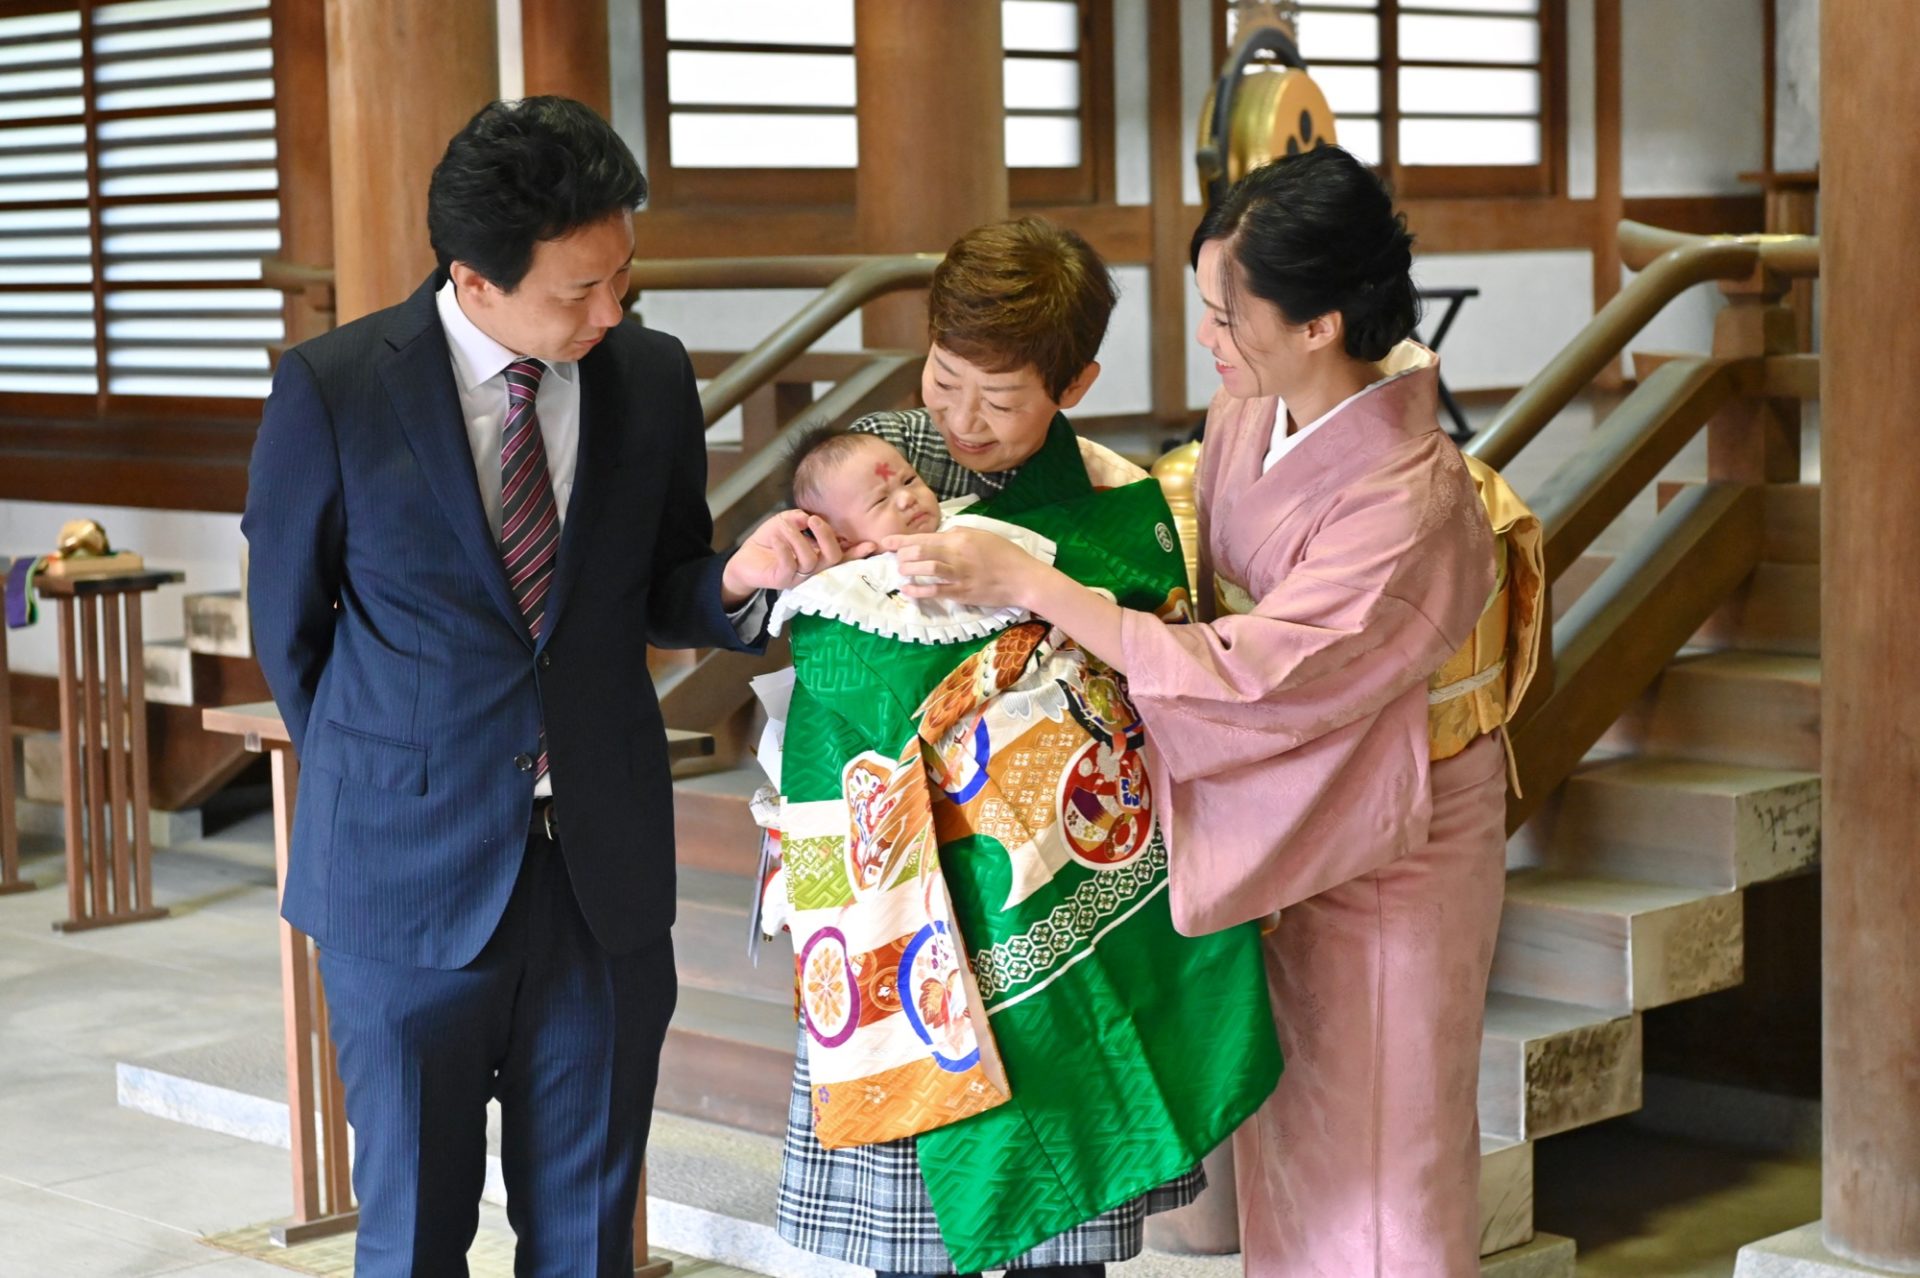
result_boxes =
[775,1031,1207,1273]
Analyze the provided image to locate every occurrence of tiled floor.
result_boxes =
[0,819,751,1278]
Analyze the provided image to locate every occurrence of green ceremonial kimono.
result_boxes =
[781,418,1283,1273]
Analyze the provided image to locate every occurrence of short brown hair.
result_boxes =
[927,217,1117,401]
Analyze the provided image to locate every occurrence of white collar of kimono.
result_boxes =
[1261,340,1433,475]
[767,497,1059,644]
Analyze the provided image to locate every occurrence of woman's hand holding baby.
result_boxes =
[887,528,1130,672]
[885,528,1050,609]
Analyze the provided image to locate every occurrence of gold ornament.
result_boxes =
[1198,66,1340,189]
[57,519,111,559]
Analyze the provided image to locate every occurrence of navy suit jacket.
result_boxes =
[243,273,758,969]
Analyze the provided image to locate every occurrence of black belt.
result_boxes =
[530,796,557,841]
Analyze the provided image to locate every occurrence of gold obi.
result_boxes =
[1211,453,1544,781]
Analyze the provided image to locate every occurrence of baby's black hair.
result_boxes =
[784,422,875,512]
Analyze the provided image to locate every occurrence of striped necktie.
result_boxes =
[500,357,558,778]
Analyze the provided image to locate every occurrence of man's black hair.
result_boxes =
[428,96,646,291]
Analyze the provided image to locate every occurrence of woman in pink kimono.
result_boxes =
[886,147,1508,1276]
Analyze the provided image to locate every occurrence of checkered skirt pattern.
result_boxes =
[775,1032,1206,1273]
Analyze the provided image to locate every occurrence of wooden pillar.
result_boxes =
[271,0,333,345]
[521,0,611,118]
[1591,0,1624,391]
[852,1,1006,350]
[1822,0,1920,1269]
[1147,0,1189,426]
[325,0,498,324]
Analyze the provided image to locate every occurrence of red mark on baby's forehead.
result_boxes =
[874,461,897,480]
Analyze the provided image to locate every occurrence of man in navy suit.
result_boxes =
[243,98,852,1276]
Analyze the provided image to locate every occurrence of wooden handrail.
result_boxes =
[1618,223,1822,277]
[1506,483,1764,829]
[1525,357,1739,581]
[1467,221,1819,473]
[708,352,923,547]
[691,255,938,427]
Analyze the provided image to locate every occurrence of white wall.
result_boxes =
[1775,0,1819,171]
[1,503,242,678]
[1621,0,1767,196]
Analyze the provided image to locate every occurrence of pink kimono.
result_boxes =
[1120,349,1507,1277]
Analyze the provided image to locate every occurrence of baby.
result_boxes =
[787,426,942,547]
[771,424,1054,643]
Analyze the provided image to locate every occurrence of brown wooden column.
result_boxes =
[521,0,612,118]
[853,1,1007,350]
[325,0,498,324]
[1822,0,1920,1269]
[1591,0,1624,391]
[1146,0,1189,426]
[271,0,334,346]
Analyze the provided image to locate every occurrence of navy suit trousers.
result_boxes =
[319,825,677,1277]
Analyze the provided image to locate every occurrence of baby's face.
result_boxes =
[810,437,942,545]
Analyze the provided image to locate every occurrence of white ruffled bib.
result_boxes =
[767,498,1057,644]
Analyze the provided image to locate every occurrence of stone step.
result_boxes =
[677,865,796,1006]
[111,1010,1562,1274]
[183,589,252,658]
[1480,993,1642,1142]
[1603,651,1822,772]
[1489,871,1744,1014]
[1547,756,1819,890]
[142,638,273,709]
[1479,1134,1536,1256]
[674,765,765,877]
[657,985,795,1138]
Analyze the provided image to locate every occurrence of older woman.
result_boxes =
[772,217,1260,1278]
[891,148,1527,1276]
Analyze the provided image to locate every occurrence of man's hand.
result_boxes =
[884,528,1049,609]
[721,509,874,605]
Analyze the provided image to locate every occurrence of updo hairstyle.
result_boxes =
[1190,146,1420,363]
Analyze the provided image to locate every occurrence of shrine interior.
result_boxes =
[2,1,1911,1277]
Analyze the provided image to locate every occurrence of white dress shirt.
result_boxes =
[436,278,580,538]
[435,278,765,798]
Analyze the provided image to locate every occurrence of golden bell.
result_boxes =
[56,518,111,559]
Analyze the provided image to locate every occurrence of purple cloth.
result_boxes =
[5,556,40,629]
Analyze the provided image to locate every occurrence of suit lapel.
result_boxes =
[540,345,619,647]
[379,280,530,646]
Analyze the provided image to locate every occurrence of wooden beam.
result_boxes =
[1147,0,1189,425]
[1821,0,1920,1264]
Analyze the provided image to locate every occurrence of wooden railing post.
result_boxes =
[1707,265,1803,484]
